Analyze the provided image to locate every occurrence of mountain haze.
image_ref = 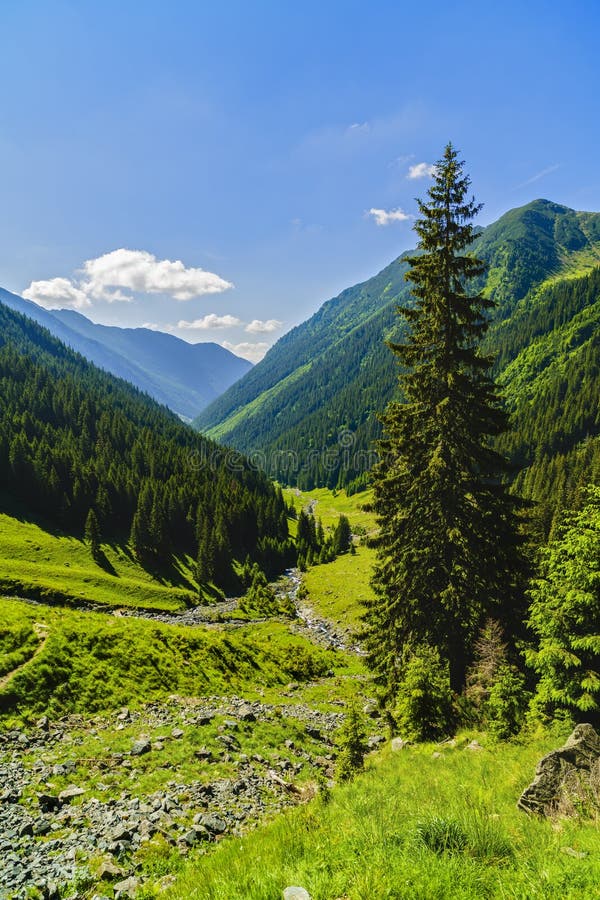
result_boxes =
[0,289,251,419]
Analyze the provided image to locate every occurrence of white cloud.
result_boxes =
[177,314,242,330]
[23,249,233,310]
[23,277,92,310]
[368,207,411,226]
[81,249,232,301]
[407,161,437,179]
[222,341,269,363]
[245,318,282,334]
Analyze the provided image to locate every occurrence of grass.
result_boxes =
[0,598,349,722]
[163,730,600,899]
[302,545,376,633]
[283,487,375,533]
[0,506,199,611]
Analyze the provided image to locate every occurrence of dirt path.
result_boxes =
[0,623,50,690]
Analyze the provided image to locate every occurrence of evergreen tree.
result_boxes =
[335,704,368,782]
[84,507,101,560]
[363,143,526,698]
[527,484,600,725]
[333,514,352,554]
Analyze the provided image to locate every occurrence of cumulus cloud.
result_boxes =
[177,314,243,330]
[222,341,269,363]
[368,207,411,226]
[23,249,233,310]
[407,162,437,179]
[245,318,282,334]
[81,249,233,301]
[23,277,92,310]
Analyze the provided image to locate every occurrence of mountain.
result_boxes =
[0,289,252,419]
[195,200,600,530]
[0,301,291,593]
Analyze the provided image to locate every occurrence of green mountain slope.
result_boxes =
[195,200,600,522]
[0,303,291,600]
[0,289,252,419]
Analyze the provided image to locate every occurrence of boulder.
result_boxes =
[283,889,311,900]
[131,738,151,756]
[518,723,600,816]
[391,738,407,752]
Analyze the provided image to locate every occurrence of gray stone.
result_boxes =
[58,785,85,803]
[238,705,257,722]
[98,860,125,880]
[283,889,311,900]
[199,813,227,834]
[391,737,407,751]
[518,723,600,816]
[114,876,140,898]
[171,728,184,739]
[131,738,151,756]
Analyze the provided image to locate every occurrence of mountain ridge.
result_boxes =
[194,199,600,523]
[0,289,251,419]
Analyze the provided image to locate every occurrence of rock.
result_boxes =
[238,705,257,722]
[367,735,385,750]
[131,738,151,756]
[363,700,379,718]
[171,728,184,739]
[391,738,407,751]
[518,724,600,817]
[114,876,140,898]
[194,747,213,761]
[58,785,85,803]
[283,889,311,900]
[37,715,50,732]
[466,740,483,752]
[198,813,227,834]
[98,860,125,880]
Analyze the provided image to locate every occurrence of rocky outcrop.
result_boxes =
[518,723,600,816]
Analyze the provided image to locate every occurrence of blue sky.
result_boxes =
[1,0,599,361]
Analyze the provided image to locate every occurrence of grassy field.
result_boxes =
[0,597,355,721]
[164,728,600,900]
[284,487,375,533]
[303,545,376,633]
[283,487,377,633]
[0,505,200,611]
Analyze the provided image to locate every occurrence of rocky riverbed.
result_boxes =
[0,694,383,899]
[0,570,379,898]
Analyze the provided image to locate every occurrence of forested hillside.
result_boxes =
[0,303,291,592]
[0,289,252,419]
[196,200,600,529]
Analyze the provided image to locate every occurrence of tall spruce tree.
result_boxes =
[363,143,526,698]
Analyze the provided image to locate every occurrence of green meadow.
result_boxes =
[165,729,600,900]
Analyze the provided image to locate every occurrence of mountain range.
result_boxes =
[0,289,252,419]
[195,199,600,530]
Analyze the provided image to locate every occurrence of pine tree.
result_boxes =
[526,484,600,725]
[363,143,526,699]
[333,514,352,554]
[84,507,101,560]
